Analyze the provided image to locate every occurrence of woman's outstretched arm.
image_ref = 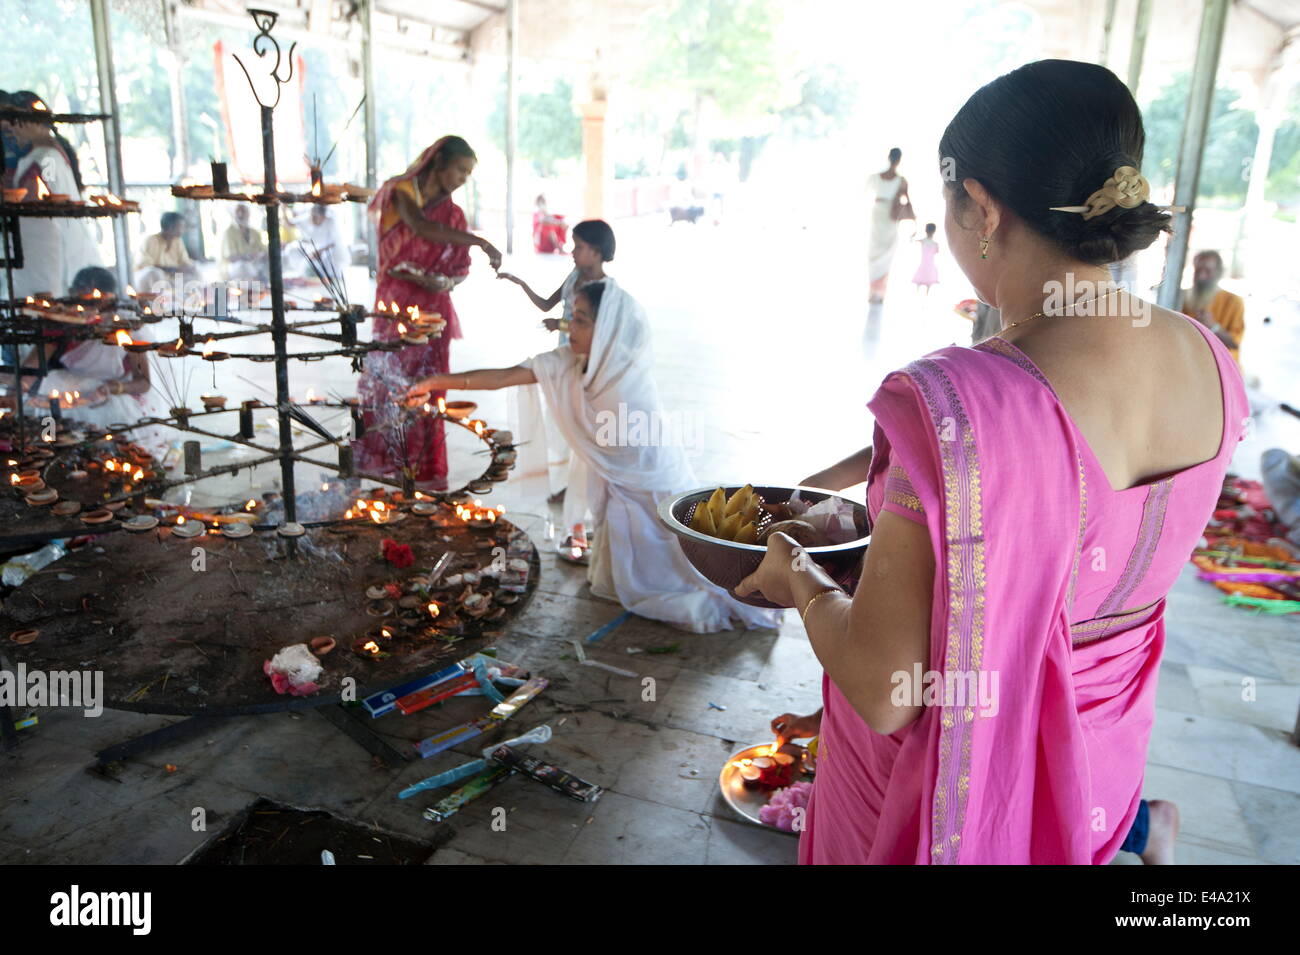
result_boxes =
[393,191,502,269]
[405,364,537,402]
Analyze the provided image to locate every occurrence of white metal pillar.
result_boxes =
[362,0,378,275]
[505,0,518,255]
[1158,0,1230,311]
[89,0,131,292]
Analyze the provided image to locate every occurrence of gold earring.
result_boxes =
[979,235,990,259]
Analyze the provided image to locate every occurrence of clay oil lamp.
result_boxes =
[80,509,114,525]
[52,501,81,517]
[200,338,229,362]
[157,337,187,358]
[277,522,305,538]
[220,522,252,539]
[10,629,39,646]
[443,400,475,420]
[351,638,384,659]
[310,636,336,656]
[467,479,493,495]
[170,515,205,538]
[123,514,159,532]
[24,487,58,506]
[201,394,227,412]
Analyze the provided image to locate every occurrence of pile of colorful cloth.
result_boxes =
[1192,475,1300,613]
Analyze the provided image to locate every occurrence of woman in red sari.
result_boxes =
[353,136,502,487]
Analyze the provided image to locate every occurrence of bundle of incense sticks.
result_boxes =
[422,766,514,822]
[489,745,603,803]
[413,676,548,759]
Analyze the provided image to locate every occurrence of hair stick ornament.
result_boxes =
[1049,166,1184,220]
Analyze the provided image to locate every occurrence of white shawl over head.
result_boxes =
[511,276,694,528]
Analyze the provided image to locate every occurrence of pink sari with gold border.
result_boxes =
[799,327,1244,864]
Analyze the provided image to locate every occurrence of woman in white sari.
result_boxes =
[405,278,777,634]
[867,147,913,303]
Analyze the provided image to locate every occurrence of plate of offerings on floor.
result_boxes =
[719,741,815,833]
[658,484,870,607]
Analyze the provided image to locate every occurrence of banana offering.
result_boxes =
[688,484,762,544]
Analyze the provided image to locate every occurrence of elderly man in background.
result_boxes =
[1179,250,1245,363]
[221,203,267,283]
[135,211,198,292]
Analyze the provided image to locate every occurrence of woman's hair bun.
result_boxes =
[939,60,1172,266]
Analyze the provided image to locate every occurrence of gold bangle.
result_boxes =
[801,587,844,626]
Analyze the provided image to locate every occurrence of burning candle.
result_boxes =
[48,390,62,420]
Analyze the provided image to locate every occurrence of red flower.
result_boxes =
[382,539,415,568]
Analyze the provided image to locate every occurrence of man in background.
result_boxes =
[136,211,198,291]
[220,203,267,283]
[1179,250,1245,363]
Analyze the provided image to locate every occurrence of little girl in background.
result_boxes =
[911,222,940,294]
[497,220,616,502]
[498,219,615,346]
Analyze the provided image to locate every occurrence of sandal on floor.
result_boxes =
[558,536,589,565]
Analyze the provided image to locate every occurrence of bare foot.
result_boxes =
[1140,799,1179,865]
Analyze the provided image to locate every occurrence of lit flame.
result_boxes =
[473,421,485,436]
[114,329,132,346]
[49,389,59,399]
[377,301,387,313]
[63,392,73,404]
[311,180,322,197]
[133,468,144,481]
[177,515,186,525]
[35,176,49,200]
[355,499,367,510]
[105,460,117,472]
[31,100,48,111]
[362,640,379,654]
[412,306,420,322]
[397,322,407,334]
[390,301,398,313]
[344,508,354,519]
[373,501,386,511]
[91,288,101,299]
[305,387,316,403]
[246,499,257,510]
[125,284,137,297]
[9,474,18,485]
[202,338,216,357]
[427,603,440,618]
[437,397,446,414]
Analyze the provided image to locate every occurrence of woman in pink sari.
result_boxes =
[353,137,502,487]
[738,60,1247,864]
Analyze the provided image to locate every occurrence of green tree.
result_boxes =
[1143,74,1261,202]
[489,79,582,177]
[640,0,787,153]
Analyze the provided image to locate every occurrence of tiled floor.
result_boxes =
[2,206,1297,864]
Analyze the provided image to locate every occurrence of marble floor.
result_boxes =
[1,203,1297,864]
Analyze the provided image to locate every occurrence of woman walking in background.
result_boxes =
[352,136,502,489]
[867,147,912,304]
